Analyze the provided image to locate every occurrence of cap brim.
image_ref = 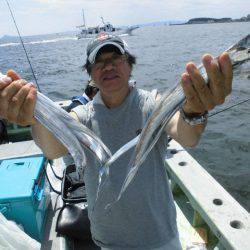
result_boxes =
[88,41,125,64]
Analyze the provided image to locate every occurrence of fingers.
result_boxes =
[7,82,33,124]
[218,52,232,96]
[17,85,37,125]
[181,73,206,114]
[202,54,225,105]
[0,80,27,118]
[0,79,37,125]
[7,69,21,81]
[186,62,215,110]
[0,76,12,90]
[182,52,233,115]
[0,70,21,91]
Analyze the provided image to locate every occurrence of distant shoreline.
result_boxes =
[170,15,250,26]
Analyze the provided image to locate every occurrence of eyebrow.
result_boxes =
[96,52,120,62]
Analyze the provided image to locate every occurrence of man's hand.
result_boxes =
[181,52,232,115]
[0,70,68,158]
[0,70,37,126]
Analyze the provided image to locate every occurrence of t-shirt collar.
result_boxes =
[92,86,135,107]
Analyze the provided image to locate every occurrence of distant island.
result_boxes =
[171,14,250,25]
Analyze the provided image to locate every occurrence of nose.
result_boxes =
[102,60,115,71]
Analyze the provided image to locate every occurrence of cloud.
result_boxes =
[1,0,249,36]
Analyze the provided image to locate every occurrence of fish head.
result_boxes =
[229,34,250,51]
[237,34,250,50]
[227,34,250,68]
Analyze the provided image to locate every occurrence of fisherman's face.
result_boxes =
[90,51,131,94]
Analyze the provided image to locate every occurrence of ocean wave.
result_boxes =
[0,42,19,47]
[0,36,77,47]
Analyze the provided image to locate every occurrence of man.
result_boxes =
[0,33,232,249]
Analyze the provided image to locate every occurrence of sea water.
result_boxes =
[0,22,250,211]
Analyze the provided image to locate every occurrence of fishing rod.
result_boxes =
[5,0,41,92]
[209,97,250,118]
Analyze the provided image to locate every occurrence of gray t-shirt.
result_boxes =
[73,88,178,250]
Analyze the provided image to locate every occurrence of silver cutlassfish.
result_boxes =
[102,34,250,206]
[0,73,112,179]
[34,92,112,179]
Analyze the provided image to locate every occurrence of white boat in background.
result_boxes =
[76,10,139,40]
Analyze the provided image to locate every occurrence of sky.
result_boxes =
[0,0,249,37]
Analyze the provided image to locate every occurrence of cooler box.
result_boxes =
[0,156,51,241]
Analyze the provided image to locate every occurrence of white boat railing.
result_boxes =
[165,139,250,250]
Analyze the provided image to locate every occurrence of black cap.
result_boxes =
[86,33,129,64]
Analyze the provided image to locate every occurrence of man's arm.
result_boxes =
[31,123,68,159]
[165,111,206,147]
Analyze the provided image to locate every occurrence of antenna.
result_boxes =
[101,16,106,25]
[82,9,86,29]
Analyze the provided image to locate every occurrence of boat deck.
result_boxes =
[0,138,249,249]
[166,140,250,250]
[43,158,100,250]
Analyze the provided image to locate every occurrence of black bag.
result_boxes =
[55,165,92,241]
[0,119,8,144]
[56,203,91,240]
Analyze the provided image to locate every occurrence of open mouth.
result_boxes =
[103,76,118,81]
[103,72,119,81]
